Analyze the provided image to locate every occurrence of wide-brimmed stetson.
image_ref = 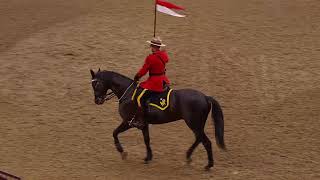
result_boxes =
[146,37,166,47]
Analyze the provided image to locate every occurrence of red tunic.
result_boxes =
[136,50,170,92]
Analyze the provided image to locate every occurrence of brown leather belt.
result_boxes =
[149,72,165,76]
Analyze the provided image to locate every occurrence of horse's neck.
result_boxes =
[110,73,133,99]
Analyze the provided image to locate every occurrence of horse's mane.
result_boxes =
[98,70,133,82]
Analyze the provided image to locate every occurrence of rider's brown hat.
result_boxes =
[146,37,166,47]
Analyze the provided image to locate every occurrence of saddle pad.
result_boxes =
[148,89,173,111]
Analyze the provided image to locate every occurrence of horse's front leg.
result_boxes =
[113,121,131,160]
[142,125,153,163]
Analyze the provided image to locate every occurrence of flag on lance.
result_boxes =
[156,0,186,17]
[153,0,186,37]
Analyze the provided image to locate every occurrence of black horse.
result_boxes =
[90,69,226,170]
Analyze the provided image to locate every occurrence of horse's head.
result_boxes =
[90,69,113,105]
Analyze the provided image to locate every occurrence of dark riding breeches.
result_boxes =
[134,87,154,110]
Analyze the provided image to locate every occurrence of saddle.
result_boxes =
[148,88,173,111]
[131,85,172,111]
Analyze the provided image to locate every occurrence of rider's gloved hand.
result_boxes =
[134,74,140,82]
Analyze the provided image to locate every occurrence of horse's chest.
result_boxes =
[118,103,134,119]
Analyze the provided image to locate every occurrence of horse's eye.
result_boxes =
[96,82,105,90]
[92,81,97,88]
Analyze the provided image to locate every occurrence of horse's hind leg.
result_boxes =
[142,125,153,163]
[113,121,131,159]
[186,137,201,163]
[185,120,214,170]
[184,119,203,163]
[201,132,214,170]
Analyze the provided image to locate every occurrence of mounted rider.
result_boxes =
[131,37,170,128]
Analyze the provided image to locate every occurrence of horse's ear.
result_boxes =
[90,69,95,79]
[98,68,101,72]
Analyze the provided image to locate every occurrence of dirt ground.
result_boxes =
[0,0,319,179]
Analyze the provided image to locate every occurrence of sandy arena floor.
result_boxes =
[0,0,319,179]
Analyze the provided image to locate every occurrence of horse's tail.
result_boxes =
[206,96,226,150]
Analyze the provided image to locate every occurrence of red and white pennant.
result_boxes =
[156,0,186,17]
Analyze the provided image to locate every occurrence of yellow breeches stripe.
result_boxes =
[131,83,140,101]
[131,88,138,101]
[137,89,147,107]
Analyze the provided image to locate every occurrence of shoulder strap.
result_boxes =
[155,54,166,66]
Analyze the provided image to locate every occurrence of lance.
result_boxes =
[153,0,157,37]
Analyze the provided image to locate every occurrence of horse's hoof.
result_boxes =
[186,158,192,164]
[144,160,150,164]
[144,157,152,164]
[205,166,211,171]
[121,152,128,160]
[205,163,213,171]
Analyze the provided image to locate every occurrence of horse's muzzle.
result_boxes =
[95,97,105,105]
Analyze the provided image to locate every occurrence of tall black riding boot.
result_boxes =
[129,107,145,130]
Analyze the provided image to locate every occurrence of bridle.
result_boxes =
[92,79,134,103]
[92,79,116,101]
[105,91,116,101]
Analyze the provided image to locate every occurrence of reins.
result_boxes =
[118,82,135,103]
[92,77,135,103]
[104,82,135,103]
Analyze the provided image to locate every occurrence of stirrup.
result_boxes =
[129,115,145,129]
[129,114,136,126]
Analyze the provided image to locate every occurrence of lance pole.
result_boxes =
[153,0,157,37]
